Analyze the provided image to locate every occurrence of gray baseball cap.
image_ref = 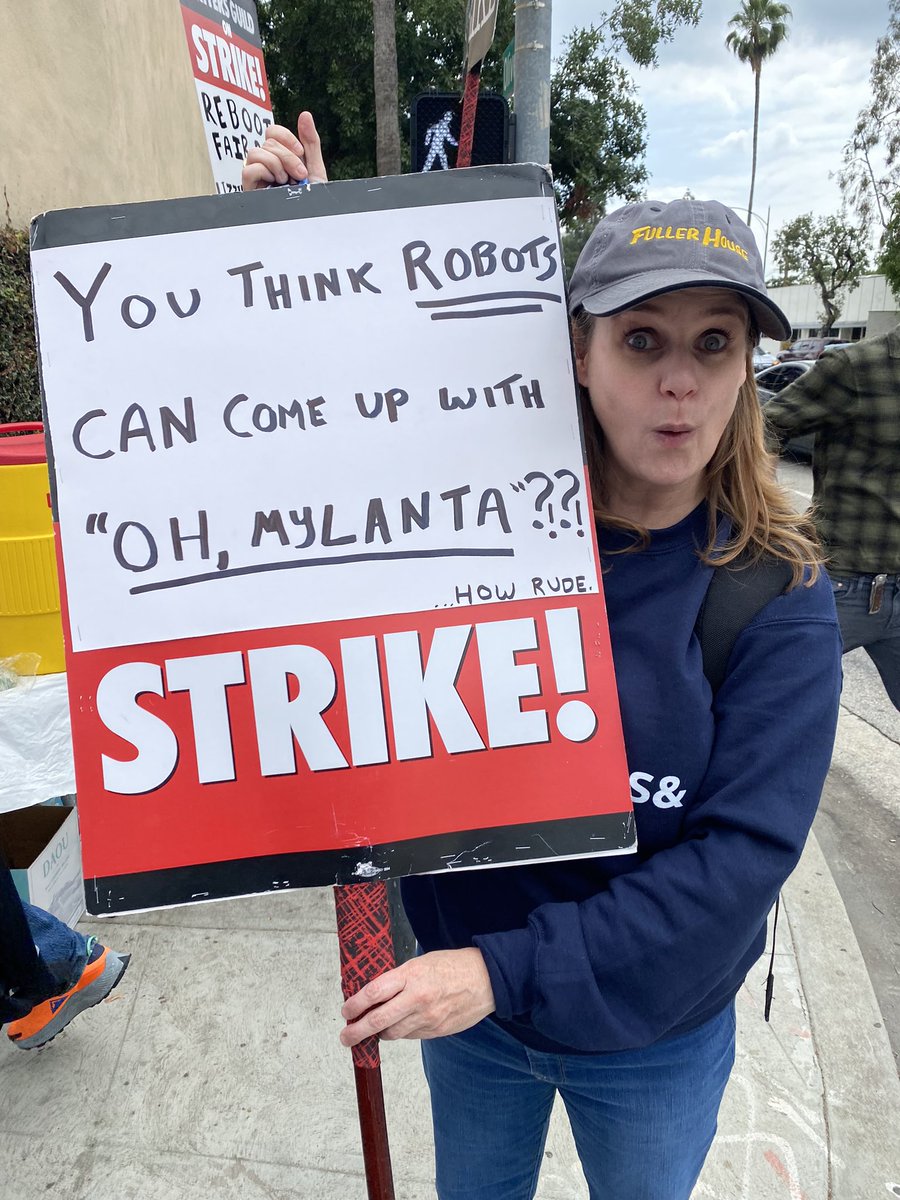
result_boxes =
[568,198,791,341]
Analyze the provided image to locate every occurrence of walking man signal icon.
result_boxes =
[411,93,509,172]
[422,111,458,171]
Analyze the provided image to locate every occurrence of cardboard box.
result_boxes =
[0,804,84,927]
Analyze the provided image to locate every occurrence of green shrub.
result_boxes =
[0,223,41,427]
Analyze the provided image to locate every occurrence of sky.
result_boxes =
[549,0,888,260]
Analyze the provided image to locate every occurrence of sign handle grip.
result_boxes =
[334,881,396,1200]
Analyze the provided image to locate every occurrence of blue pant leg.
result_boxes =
[832,575,900,711]
[0,863,50,1022]
[865,629,900,710]
[863,579,900,711]
[421,1018,556,1200]
[559,1003,736,1200]
[23,902,91,995]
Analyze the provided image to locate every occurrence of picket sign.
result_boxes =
[31,164,633,916]
[31,166,634,1196]
[179,0,274,194]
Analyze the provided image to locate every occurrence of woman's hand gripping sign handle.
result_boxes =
[340,946,496,1047]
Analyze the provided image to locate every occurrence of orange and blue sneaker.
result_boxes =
[6,938,131,1050]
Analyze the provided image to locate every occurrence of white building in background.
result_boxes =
[762,274,900,350]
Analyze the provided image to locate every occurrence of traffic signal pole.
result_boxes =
[514,0,551,166]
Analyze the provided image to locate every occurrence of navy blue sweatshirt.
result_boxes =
[401,503,842,1053]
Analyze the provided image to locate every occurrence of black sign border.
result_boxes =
[31,164,553,250]
[85,811,635,916]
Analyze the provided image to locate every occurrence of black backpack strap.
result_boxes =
[696,552,794,694]
[695,551,794,1023]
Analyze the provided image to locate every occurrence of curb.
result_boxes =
[784,832,900,1198]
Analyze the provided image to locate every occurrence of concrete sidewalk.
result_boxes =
[1,832,898,1200]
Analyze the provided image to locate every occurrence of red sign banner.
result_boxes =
[181,6,269,107]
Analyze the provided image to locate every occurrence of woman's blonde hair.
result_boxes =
[570,307,823,587]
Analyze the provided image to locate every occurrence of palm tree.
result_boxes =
[725,0,792,222]
[372,0,401,175]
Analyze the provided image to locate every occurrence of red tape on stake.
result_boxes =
[334,881,396,1199]
[456,64,481,169]
[334,881,396,1069]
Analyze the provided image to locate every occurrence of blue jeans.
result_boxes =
[831,572,900,711]
[0,902,89,1023]
[421,1003,736,1200]
[23,902,90,991]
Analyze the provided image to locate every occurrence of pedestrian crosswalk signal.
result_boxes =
[410,92,510,172]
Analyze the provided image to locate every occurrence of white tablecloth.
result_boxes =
[0,673,76,812]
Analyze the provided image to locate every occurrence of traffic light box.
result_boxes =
[410,92,510,172]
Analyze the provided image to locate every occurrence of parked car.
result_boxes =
[777,336,845,362]
[752,346,778,371]
[820,341,855,354]
[754,360,816,458]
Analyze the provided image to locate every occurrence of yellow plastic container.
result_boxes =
[0,423,66,674]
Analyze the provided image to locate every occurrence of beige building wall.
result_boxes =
[1,0,215,230]
[762,274,900,348]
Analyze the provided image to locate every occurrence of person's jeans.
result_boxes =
[0,902,90,1024]
[23,902,91,992]
[421,1002,736,1200]
[831,572,900,712]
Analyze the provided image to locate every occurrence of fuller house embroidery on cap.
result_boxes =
[630,225,700,244]
[628,225,749,262]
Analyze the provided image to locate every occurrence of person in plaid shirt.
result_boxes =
[764,325,900,711]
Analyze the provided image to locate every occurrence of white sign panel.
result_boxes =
[32,177,598,655]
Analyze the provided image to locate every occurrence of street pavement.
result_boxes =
[1,822,899,1199]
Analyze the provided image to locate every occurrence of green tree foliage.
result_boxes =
[771,213,870,333]
[0,224,40,426]
[725,0,792,221]
[879,194,900,297]
[610,0,702,67]
[258,0,513,178]
[258,0,701,217]
[552,2,701,221]
[259,0,377,180]
[838,0,900,234]
[550,28,647,222]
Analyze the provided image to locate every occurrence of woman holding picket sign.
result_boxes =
[244,119,841,1200]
